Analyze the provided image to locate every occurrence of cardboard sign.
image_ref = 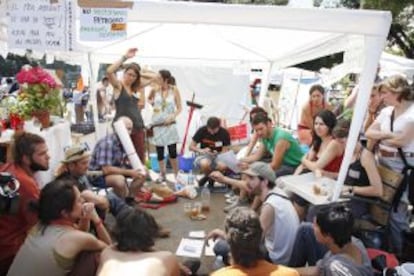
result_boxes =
[7,0,75,51]
[80,7,127,41]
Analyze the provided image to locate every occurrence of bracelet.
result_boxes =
[94,219,103,227]
[348,186,354,195]
[121,55,128,62]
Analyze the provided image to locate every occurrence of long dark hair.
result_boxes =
[31,178,77,227]
[123,63,141,92]
[311,109,337,153]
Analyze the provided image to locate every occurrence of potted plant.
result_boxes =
[16,65,63,128]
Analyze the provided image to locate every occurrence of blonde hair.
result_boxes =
[379,75,414,102]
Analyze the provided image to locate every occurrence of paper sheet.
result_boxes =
[176,238,205,258]
[204,238,217,256]
[189,231,206,239]
[216,150,240,173]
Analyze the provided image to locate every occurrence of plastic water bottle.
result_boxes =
[201,186,210,212]
[188,170,194,186]
[213,255,224,270]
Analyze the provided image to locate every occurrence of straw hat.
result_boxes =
[62,145,90,163]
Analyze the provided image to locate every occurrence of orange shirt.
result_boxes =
[0,164,39,261]
[211,260,299,276]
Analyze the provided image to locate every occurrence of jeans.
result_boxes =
[106,192,128,216]
[389,202,410,255]
[288,223,328,267]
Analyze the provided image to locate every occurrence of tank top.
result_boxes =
[7,224,73,276]
[323,154,344,173]
[114,86,144,130]
[263,188,299,265]
[344,148,370,187]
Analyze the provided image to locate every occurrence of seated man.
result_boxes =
[56,145,129,216]
[89,116,145,198]
[240,113,303,177]
[211,162,300,265]
[189,116,231,188]
[209,207,299,276]
[294,205,373,276]
[0,132,50,275]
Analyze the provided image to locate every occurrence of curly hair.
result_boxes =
[114,207,160,252]
[225,207,263,267]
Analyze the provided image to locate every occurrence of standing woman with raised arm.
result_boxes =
[148,70,182,182]
[106,48,157,163]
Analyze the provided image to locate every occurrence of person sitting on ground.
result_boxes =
[7,178,112,276]
[208,207,299,276]
[240,113,304,178]
[242,107,269,158]
[97,207,192,276]
[211,162,299,265]
[293,204,373,276]
[56,145,170,238]
[294,110,343,177]
[0,132,50,276]
[297,84,332,146]
[89,116,146,198]
[189,116,231,189]
[56,145,131,217]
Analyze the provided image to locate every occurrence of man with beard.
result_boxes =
[0,132,50,275]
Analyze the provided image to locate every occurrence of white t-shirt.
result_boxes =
[263,187,299,265]
[375,104,414,153]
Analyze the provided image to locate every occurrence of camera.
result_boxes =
[0,172,20,215]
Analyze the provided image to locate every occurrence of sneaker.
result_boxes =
[224,190,235,199]
[225,195,239,205]
[223,198,249,213]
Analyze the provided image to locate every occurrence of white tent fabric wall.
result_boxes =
[1,1,391,201]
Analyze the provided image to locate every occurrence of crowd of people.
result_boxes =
[1,47,413,276]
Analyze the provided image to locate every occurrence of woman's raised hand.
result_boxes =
[125,48,138,59]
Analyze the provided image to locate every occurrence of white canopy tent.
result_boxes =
[0,0,391,201]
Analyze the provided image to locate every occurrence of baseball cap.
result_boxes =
[62,145,90,163]
[242,162,276,183]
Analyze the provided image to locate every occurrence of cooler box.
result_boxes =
[178,154,195,172]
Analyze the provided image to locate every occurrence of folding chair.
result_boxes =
[351,165,404,250]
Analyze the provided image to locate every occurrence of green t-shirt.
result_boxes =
[262,128,304,167]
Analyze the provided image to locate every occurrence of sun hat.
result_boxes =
[62,145,90,163]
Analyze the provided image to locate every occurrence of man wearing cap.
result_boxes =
[56,145,129,217]
[209,162,300,266]
[89,116,145,198]
[240,113,303,177]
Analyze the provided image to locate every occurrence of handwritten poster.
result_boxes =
[7,0,75,51]
[80,8,127,41]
